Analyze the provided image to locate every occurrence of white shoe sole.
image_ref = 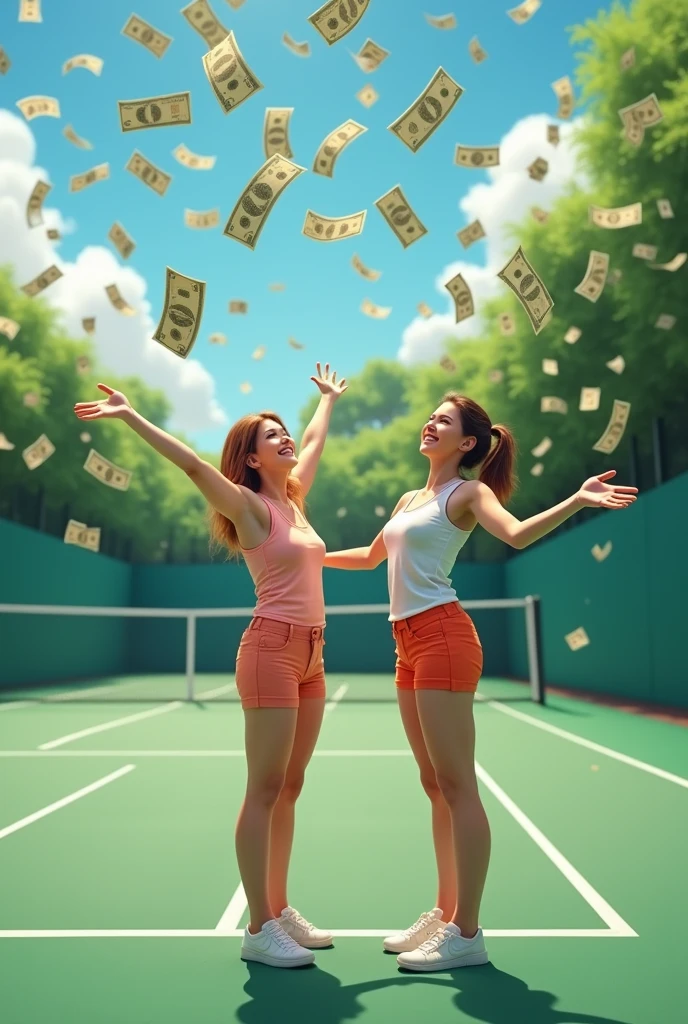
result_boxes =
[295,935,333,949]
[383,928,442,953]
[397,949,489,971]
[241,947,315,968]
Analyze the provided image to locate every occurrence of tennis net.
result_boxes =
[0,597,543,704]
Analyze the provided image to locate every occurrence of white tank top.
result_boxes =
[382,480,472,622]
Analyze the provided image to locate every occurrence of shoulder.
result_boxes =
[390,491,414,517]
[238,486,271,528]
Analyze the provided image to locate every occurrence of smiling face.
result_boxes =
[248,417,298,473]
[419,400,474,460]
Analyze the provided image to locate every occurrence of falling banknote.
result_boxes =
[574,251,609,302]
[579,387,601,412]
[589,202,642,229]
[351,38,389,71]
[445,272,474,323]
[361,299,391,319]
[153,267,206,358]
[121,14,172,58]
[63,124,93,150]
[117,93,192,132]
[498,246,553,334]
[303,210,366,242]
[375,186,427,248]
[26,180,51,227]
[458,220,485,249]
[551,76,575,118]
[63,54,103,75]
[541,397,568,414]
[313,119,367,177]
[309,0,371,44]
[592,400,631,454]
[125,152,171,196]
[105,284,135,315]
[0,317,20,340]
[108,223,136,259]
[532,437,552,458]
[70,163,110,193]
[64,519,100,553]
[184,208,219,229]
[22,434,55,470]
[388,67,463,152]
[173,144,215,170]
[263,108,294,159]
[565,627,590,651]
[224,155,305,249]
[507,0,541,24]
[84,449,132,490]
[351,254,381,281]
[21,265,63,297]
[591,541,612,562]
[455,145,499,168]
[202,31,263,114]
[16,96,60,120]
[182,0,229,48]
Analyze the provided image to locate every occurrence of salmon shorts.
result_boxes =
[235,616,326,710]
[392,601,483,693]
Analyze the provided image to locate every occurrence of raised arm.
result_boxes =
[290,362,347,496]
[324,493,412,569]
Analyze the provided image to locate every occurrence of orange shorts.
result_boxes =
[392,601,483,693]
[235,616,326,710]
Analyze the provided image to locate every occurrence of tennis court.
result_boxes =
[1,668,685,1024]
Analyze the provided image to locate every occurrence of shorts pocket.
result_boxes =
[411,620,444,641]
[258,631,290,652]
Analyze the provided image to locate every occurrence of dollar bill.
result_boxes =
[19,0,42,22]
[26,180,51,228]
[632,243,657,261]
[80,432,91,443]
[62,54,103,75]
[527,157,548,181]
[75,355,90,375]
[618,93,663,132]
[589,202,642,229]
[498,312,515,335]
[591,541,612,562]
[209,332,227,344]
[620,113,644,147]
[444,272,474,323]
[23,391,39,408]
[64,519,100,553]
[225,155,305,249]
[605,355,625,375]
[182,0,229,48]
[531,206,549,223]
[351,254,381,281]
[226,0,246,7]
[239,382,252,394]
[125,151,171,196]
[541,396,567,414]
[283,33,310,56]
[374,505,386,517]
[455,145,499,168]
[531,436,552,458]
[608,268,623,285]
[108,222,136,259]
[649,252,687,272]
[530,463,544,477]
[152,267,205,358]
[63,124,93,150]
[469,37,487,63]
[655,314,676,330]
[0,317,20,340]
[656,198,674,219]
[507,0,541,24]
[580,387,601,411]
[574,250,609,302]
[457,219,485,249]
[309,0,371,44]
[0,432,15,450]
[70,163,109,193]
[263,108,293,159]
[551,76,575,119]
[47,228,60,240]
[203,30,263,113]
[22,434,55,470]
[592,399,630,453]
[425,13,456,29]
[21,265,63,297]
[361,298,391,319]
[173,144,215,170]
[620,47,635,71]
[440,355,456,372]
[82,317,95,334]
[0,46,10,75]
[565,627,590,651]
[184,208,219,229]
[105,284,135,315]
[16,95,60,120]
[252,345,266,360]
[229,300,248,313]
[302,209,366,242]
[121,14,172,58]
[375,185,427,248]
[313,119,367,177]
[488,369,504,384]
[564,326,581,344]
[84,449,132,491]
[418,302,433,318]
[356,85,378,108]
[118,92,192,132]
[547,124,560,145]
[499,246,554,335]
[542,358,558,376]
[288,338,305,349]
[389,67,463,152]
[351,38,389,71]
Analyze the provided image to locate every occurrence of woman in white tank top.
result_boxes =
[325,390,637,971]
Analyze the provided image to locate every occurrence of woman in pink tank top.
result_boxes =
[75,362,348,969]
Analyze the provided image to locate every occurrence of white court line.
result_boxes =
[38,703,183,750]
[0,702,32,712]
[0,749,413,758]
[475,695,688,790]
[195,683,236,700]
[324,683,348,714]
[0,928,631,939]
[0,766,135,842]
[475,761,637,936]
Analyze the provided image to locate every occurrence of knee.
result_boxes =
[435,770,477,804]
[419,771,442,800]
[279,772,305,803]
[247,773,287,808]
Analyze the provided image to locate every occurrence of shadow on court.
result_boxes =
[236,960,632,1024]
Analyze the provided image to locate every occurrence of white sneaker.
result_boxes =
[240,918,315,968]
[278,905,333,948]
[397,922,489,972]
[383,908,445,953]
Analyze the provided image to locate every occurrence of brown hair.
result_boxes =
[206,411,305,559]
[440,392,518,504]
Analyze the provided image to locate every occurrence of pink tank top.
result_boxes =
[240,495,326,627]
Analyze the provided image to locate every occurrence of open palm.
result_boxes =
[74,383,132,421]
[577,469,638,509]
[311,361,348,398]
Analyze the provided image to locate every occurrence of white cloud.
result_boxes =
[0,109,227,434]
[398,113,588,366]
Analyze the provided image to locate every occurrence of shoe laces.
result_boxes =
[266,920,304,951]
[416,928,447,954]
[283,907,314,932]
[402,911,437,938]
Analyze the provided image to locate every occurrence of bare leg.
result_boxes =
[268,697,325,915]
[397,689,456,920]
[416,690,491,938]
[235,707,297,934]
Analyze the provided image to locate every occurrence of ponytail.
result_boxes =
[441,392,518,505]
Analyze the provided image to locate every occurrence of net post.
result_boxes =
[185,613,197,701]
[524,595,545,704]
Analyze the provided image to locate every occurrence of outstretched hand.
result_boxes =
[576,469,638,510]
[73,383,133,421]
[311,362,348,399]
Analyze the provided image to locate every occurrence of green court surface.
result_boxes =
[0,674,685,1024]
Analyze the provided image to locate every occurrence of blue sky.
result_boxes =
[2,0,617,451]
